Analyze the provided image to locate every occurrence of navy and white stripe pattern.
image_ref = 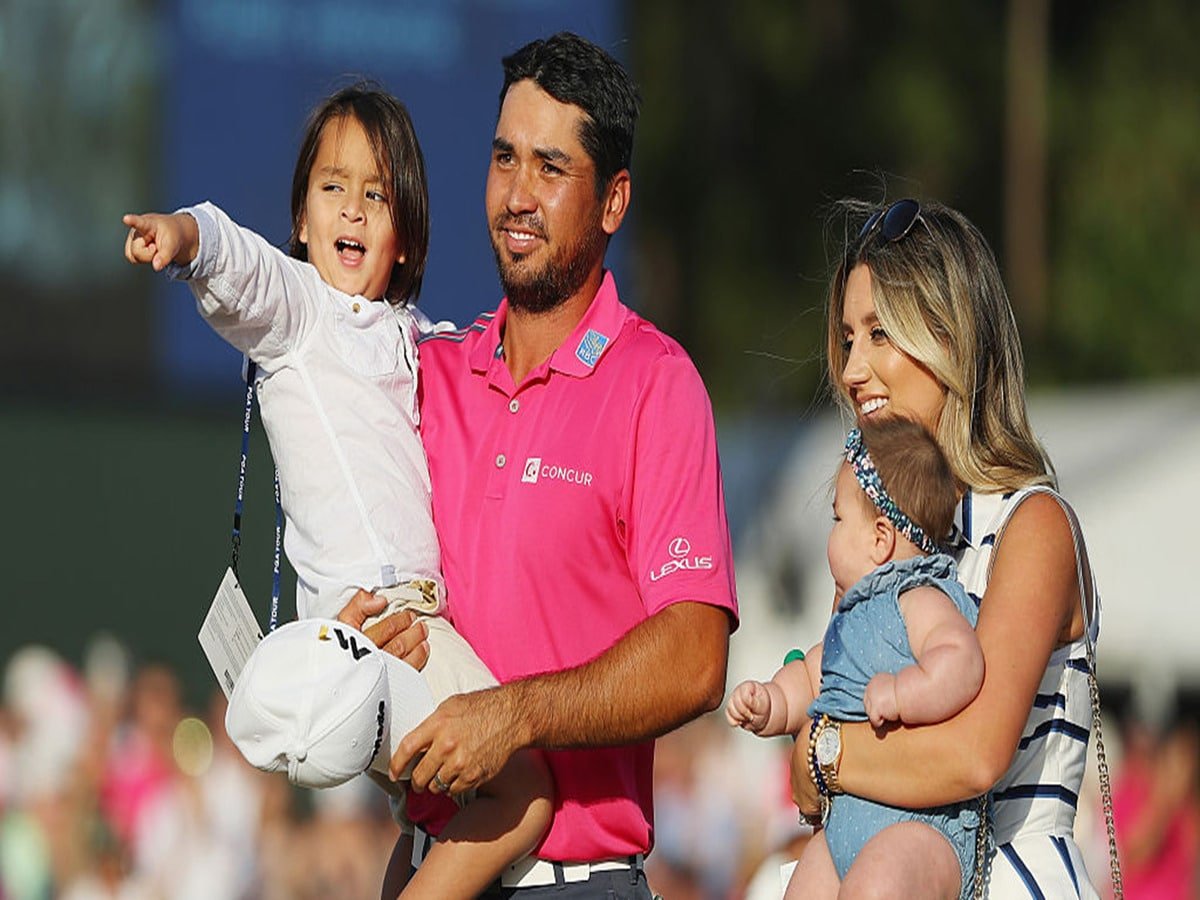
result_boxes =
[952,488,1100,898]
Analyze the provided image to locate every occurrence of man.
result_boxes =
[357,32,737,897]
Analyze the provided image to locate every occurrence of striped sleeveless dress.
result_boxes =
[951,487,1100,899]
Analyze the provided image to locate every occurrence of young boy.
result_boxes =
[123,83,550,898]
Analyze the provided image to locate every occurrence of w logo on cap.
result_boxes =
[317,623,371,660]
[332,627,371,660]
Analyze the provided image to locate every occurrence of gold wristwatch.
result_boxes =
[811,714,844,796]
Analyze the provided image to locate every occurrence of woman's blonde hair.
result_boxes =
[826,199,1054,492]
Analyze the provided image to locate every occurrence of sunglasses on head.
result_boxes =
[855,198,924,247]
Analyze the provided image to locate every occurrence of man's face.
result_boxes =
[486,80,610,313]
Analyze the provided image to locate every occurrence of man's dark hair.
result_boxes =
[500,32,640,196]
[288,82,429,304]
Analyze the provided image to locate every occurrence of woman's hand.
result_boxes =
[790,716,821,820]
[336,589,430,671]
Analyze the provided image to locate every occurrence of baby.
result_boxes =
[727,417,986,900]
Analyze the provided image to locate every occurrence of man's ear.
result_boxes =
[601,169,631,236]
[871,515,896,565]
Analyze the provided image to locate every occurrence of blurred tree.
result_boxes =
[1005,0,1049,342]
[629,0,1199,413]
[630,0,1007,412]
[1046,0,1200,382]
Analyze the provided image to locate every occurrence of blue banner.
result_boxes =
[159,0,624,396]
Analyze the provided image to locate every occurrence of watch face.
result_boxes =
[816,727,841,766]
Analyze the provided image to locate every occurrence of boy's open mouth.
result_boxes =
[335,238,366,263]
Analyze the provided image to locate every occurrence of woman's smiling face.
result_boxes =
[839,264,948,433]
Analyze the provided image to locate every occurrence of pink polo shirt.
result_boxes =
[416,272,738,861]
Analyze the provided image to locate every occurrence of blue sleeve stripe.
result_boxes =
[1050,835,1081,898]
[993,784,1079,809]
[1018,718,1090,750]
[998,843,1046,899]
[1033,692,1067,710]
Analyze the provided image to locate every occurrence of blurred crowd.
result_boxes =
[1,635,1196,899]
[0,637,397,899]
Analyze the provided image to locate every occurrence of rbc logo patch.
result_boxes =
[575,329,609,368]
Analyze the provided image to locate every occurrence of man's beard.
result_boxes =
[491,212,607,314]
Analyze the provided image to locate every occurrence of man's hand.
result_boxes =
[336,589,430,672]
[725,680,770,733]
[863,672,901,728]
[389,685,525,797]
[123,212,199,271]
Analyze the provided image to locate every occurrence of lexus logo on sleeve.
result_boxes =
[650,536,714,582]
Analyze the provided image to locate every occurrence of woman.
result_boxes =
[793,198,1106,897]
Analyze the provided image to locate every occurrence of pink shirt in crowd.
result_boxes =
[415,272,738,862]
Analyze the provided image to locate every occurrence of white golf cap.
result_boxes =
[225,618,434,788]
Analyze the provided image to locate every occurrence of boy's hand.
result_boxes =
[725,680,770,733]
[123,212,199,271]
[336,589,430,672]
[863,672,900,727]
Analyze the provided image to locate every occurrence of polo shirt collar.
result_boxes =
[468,270,629,379]
[468,310,505,374]
[548,271,627,377]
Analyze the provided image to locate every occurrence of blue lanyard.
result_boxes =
[231,360,282,632]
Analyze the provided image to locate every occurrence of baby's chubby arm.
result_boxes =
[725,644,823,738]
[864,585,984,728]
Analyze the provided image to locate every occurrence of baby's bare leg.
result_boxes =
[784,829,840,899]
[839,822,961,900]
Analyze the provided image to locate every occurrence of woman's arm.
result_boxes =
[793,492,1086,811]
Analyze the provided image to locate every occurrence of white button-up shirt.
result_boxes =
[173,202,441,619]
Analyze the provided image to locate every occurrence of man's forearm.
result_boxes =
[503,600,732,749]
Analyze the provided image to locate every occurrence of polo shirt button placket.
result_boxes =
[509,399,519,414]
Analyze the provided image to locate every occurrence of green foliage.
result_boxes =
[630,0,1199,412]
[1047,0,1200,381]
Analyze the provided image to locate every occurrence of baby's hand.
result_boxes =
[725,680,771,733]
[123,212,199,271]
[864,673,901,728]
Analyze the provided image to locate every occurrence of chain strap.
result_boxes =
[1058,489,1124,899]
[1085,639,1123,899]
[971,793,991,900]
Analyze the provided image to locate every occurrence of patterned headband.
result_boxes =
[844,428,940,555]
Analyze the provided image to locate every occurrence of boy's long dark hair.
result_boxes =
[500,32,640,196]
[288,82,429,304]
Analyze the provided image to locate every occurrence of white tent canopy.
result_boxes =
[730,379,1200,694]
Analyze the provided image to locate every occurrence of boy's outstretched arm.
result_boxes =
[123,212,199,271]
[864,585,984,727]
